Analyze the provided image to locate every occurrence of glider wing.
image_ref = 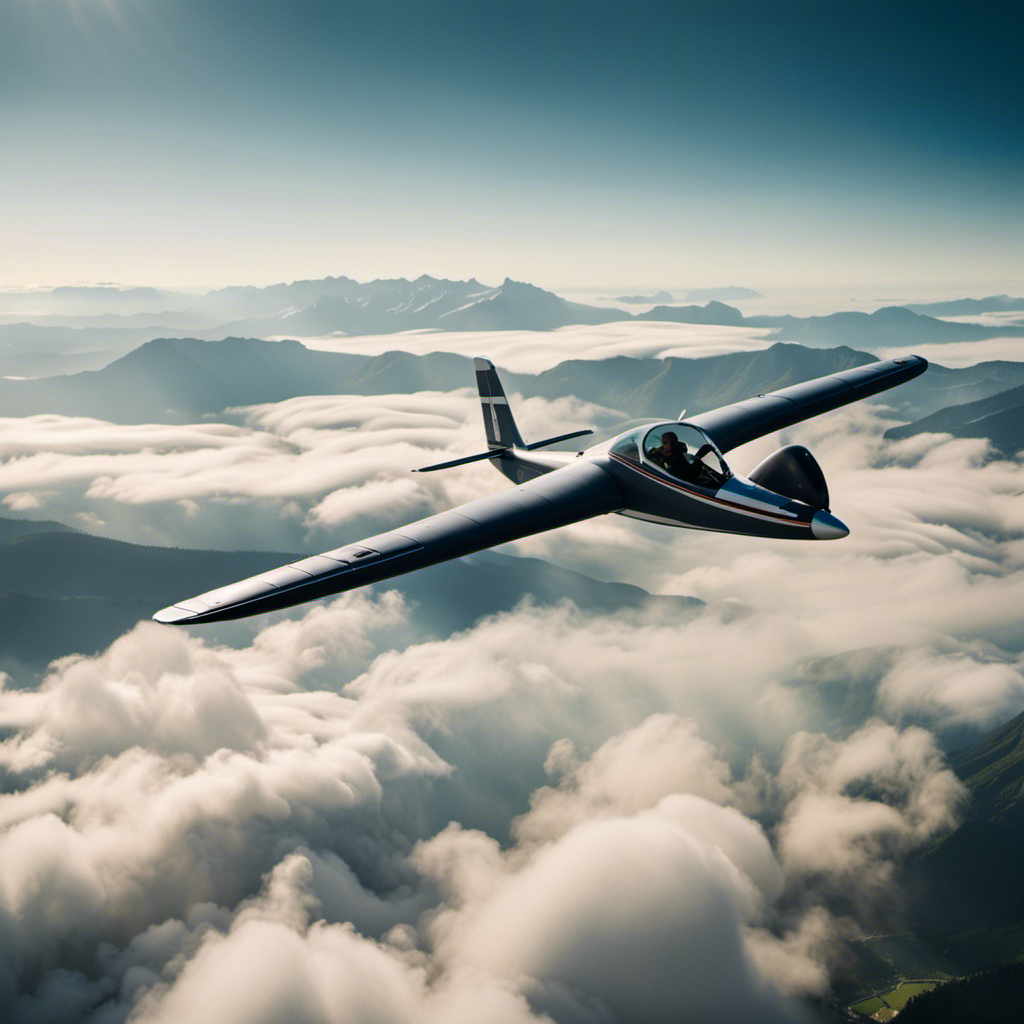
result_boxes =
[154,460,622,624]
[689,355,928,453]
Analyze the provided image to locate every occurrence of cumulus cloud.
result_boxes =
[0,585,970,1023]
[514,403,1024,734]
[415,802,799,1024]
[0,603,808,1023]
[515,714,735,845]
[776,721,965,896]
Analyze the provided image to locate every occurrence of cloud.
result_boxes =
[294,321,774,374]
[776,720,965,896]
[515,714,735,845]
[0,604,812,1023]
[0,586,970,1022]
[3,368,1024,1020]
[416,802,801,1024]
[1,492,42,511]
[0,393,626,550]
[875,336,1024,367]
[516,403,1024,733]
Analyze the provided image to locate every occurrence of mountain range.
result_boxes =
[903,295,1024,317]
[834,705,1024,1004]
[3,336,1024,444]
[884,384,1024,455]
[3,337,1024,460]
[3,278,1021,372]
[908,707,1024,948]
[205,287,1024,348]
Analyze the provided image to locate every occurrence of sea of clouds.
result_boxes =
[2,376,1023,1022]
[292,321,775,374]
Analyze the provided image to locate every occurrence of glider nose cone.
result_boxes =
[810,510,850,540]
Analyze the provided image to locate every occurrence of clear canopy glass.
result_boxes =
[611,423,730,488]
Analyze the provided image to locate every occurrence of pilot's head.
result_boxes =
[661,431,678,449]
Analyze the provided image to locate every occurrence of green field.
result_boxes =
[885,982,937,1010]
[850,995,885,1017]
[851,981,940,1019]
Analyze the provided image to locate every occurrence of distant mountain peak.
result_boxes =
[871,305,921,320]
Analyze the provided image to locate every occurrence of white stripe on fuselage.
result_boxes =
[608,454,802,526]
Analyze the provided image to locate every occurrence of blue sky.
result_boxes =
[2,0,1020,291]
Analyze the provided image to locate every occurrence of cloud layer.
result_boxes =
[0,597,965,1023]
[295,321,775,374]
[2,374,1024,1021]
[0,391,626,550]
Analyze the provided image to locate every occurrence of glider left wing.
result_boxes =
[154,460,622,624]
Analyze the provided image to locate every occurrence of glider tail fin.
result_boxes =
[474,357,525,449]
[412,357,593,473]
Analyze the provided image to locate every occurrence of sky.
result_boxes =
[1,0,1020,293]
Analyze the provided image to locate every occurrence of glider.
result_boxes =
[154,354,927,624]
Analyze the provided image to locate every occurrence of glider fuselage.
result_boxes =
[495,422,848,542]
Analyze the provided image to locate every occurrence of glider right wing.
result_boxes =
[154,460,622,624]
[689,355,928,453]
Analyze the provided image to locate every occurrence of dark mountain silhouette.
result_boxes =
[903,295,1024,317]
[5,336,1024,428]
[951,707,1024,825]
[0,519,696,676]
[910,707,1024,938]
[523,343,874,416]
[898,961,1024,1024]
[884,385,1024,456]
[0,517,76,542]
[522,345,1024,424]
[0,340,474,421]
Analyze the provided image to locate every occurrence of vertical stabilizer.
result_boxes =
[474,357,525,449]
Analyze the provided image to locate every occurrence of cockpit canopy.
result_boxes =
[611,422,731,488]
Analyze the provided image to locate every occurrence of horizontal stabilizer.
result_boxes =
[413,447,510,473]
[413,429,594,472]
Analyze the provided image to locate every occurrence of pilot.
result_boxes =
[648,431,691,478]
